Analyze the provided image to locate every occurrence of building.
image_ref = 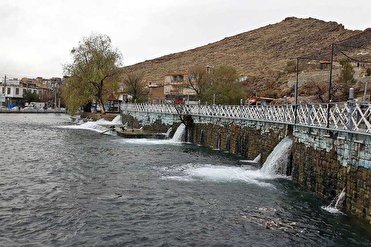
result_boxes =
[163,72,198,104]
[117,82,129,103]
[148,83,165,104]
[0,78,25,107]
[20,77,63,107]
[0,75,64,108]
[20,78,39,94]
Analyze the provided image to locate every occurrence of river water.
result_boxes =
[0,114,370,246]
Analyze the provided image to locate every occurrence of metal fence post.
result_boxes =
[307,104,312,126]
[347,88,355,130]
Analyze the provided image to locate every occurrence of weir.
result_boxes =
[120,101,371,224]
[260,136,293,176]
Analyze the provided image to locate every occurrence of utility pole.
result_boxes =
[328,44,335,103]
[294,58,299,124]
[326,43,335,129]
[4,74,7,107]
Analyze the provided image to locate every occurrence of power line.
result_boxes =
[339,51,371,64]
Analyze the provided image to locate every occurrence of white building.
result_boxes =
[0,85,24,98]
[0,78,28,106]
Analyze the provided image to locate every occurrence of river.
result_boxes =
[0,114,370,246]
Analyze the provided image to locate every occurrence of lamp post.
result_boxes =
[294,57,299,124]
[326,43,335,129]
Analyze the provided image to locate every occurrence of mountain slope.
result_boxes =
[122,17,361,96]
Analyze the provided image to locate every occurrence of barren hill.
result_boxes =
[123,17,361,97]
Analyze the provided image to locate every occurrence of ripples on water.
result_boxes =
[0,114,370,246]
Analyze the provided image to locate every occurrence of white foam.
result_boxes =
[118,138,182,145]
[321,206,344,214]
[115,123,186,145]
[55,115,122,135]
[161,163,280,188]
[321,188,346,214]
[162,176,195,182]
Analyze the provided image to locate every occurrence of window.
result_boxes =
[2,87,4,94]
[23,89,26,94]
[16,88,19,95]
[7,87,10,95]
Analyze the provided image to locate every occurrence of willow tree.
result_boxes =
[62,34,122,114]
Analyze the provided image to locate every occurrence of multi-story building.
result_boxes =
[163,72,198,104]
[0,76,64,108]
[148,82,165,104]
[0,78,25,107]
[20,77,63,107]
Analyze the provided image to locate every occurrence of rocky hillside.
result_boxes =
[122,17,363,97]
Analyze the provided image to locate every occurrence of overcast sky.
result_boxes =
[0,0,370,78]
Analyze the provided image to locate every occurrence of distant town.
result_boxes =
[0,76,64,110]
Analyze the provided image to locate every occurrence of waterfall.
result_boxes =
[110,115,122,125]
[165,127,173,138]
[334,189,346,209]
[322,188,346,214]
[260,136,293,175]
[57,114,122,135]
[239,153,261,166]
[171,123,185,142]
[253,154,261,163]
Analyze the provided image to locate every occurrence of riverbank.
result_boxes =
[0,109,66,114]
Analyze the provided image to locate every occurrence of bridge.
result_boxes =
[122,101,371,135]
[121,100,371,224]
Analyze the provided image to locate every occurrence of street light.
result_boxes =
[326,43,335,129]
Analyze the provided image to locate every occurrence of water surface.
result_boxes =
[0,114,370,246]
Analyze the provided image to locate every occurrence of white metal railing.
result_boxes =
[121,102,371,134]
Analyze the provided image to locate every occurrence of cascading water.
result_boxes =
[162,137,294,186]
[322,188,346,214]
[253,154,261,163]
[165,127,173,138]
[260,136,293,175]
[110,115,122,125]
[171,123,185,142]
[115,123,186,145]
[56,114,122,135]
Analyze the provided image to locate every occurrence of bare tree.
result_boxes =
[187,66,208,97]
[122,71,148,102]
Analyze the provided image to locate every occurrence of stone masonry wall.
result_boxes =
[189,121,289,166]
[292,127,371,224]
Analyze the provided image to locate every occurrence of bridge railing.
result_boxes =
[121,102,371,134]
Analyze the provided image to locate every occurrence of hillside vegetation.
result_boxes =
[123,17,365,98]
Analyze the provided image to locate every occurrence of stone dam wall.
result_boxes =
[122,113,371,224]
[292,127,371,224]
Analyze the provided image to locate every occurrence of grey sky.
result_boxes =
[0,0,370,78]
